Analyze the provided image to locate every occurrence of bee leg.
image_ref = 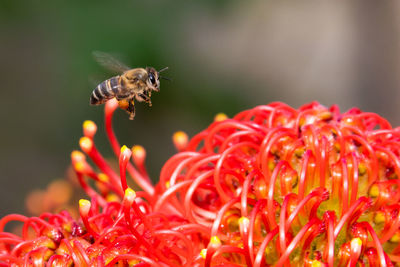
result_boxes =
[138,93,152,107]
[147,92,152,106]
[127,99,136,120]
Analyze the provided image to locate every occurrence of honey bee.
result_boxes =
[90,51,169,120]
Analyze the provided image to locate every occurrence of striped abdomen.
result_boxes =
[90,76,121,105]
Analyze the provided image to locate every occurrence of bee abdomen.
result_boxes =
[90,76,120,105]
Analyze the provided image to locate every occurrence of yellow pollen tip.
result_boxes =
[98,173,109,183]
[74,162,86,173]
[311,260,322,267]
[239,216,250,228]
[200,249,207,259]
[214,113,228,122]
[369,185,379,198]
[351,237,362,248]
[127,260,140,265]
[358,163,367,175]
[79,137,93,153]
[79,199,91,214]
[165,181,170,189]
[71,150,85,162]
[173,131,189,151]
[83,120,97,137]
[210,236,221,246]
[390,231,400,243]
[120,145,129,154]
[374,211,386,224]
[106,194,120,202]
[132,145,146,158]
[120,145,132,160]
[124,188,136,202]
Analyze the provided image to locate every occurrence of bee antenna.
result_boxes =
[160,76,172,81]
[158,67,169,73]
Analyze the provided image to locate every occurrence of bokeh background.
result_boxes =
[1,1,400,217]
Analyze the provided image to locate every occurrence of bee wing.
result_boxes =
[92,51,130,73]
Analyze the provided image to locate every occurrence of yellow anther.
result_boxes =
[351,237,362,249]
[124,188,136,202]
[358,163,367,175]
[127,259,140,265]
[374,211,386,224]
[268,160,276,171]
[83,120,97,138]
[200,249,207,259]
[132,145,146,158]
[79,199,91,215]
[74,162,86,173]
[165,181,170,189]
[71,150,85,162]
[106,194,120,202]
[369,185,379,198]
[120,145,132,160]
[173,131,189,151]
[98,173,109,183]
[311,260,322,267]
[214,113,228,122]
[239,216,250,228]
[79,137,93,153]
[120,145,129,154]
[209,236,221,246]
[390,231,400,243]
[83,120,96,130]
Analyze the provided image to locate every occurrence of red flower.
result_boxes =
[0,100,399,266]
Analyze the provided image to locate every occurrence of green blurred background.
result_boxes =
[1,1,399,217]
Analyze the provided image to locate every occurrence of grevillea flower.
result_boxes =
[1,100,400,266]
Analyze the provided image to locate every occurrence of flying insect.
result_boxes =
[90,51,168,120]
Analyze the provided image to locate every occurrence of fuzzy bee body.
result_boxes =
[90,52,168,120]
[90,76,121,105]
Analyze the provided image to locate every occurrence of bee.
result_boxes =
[90,51,169,120]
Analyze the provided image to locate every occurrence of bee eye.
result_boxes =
[149,73,156,85]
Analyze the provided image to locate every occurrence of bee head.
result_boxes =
[146,67,160,92]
